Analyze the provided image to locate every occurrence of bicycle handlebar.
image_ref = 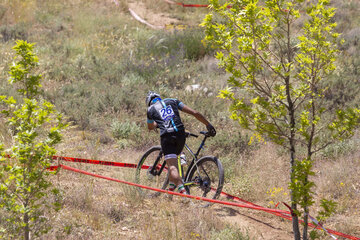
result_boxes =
[185,132,198,138]
[200,131,211,137]
[185,131,212,138]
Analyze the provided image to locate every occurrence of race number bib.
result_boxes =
[159,105,175,121]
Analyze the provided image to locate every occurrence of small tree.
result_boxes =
[202,0,359,239]
[0,40,66,239]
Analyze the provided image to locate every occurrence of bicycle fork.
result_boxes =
[148,152,166,177]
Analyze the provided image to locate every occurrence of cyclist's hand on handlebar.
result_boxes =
[206,124,216,137]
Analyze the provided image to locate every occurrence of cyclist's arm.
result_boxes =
[147,121,157,130]
[147,109,157,131]
[181,105,210,126]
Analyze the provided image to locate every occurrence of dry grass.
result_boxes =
[45,148,227,239]
[1,0,359,238]
[41,127,221,239]
[0,0,36,24]
[0,120,13,149]
[46,126,360,239]
[314,151,360,236]
[223,141,290,208]
[244,142,289,204]
[221,136,360,237]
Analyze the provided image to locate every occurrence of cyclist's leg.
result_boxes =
[168,182,177,191]
[161,130,186,194]
[165,156,182,187]
[166,157,187,195]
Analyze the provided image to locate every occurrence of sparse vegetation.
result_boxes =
[0,0,359,239]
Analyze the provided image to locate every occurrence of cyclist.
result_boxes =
[146,91,216,195]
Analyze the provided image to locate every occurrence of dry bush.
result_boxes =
[0,120,12,149]
[0,0,37,24]
[44,165,135,239]
[314,151,360,236]
[316,152,360,207]
[228,142,289,206]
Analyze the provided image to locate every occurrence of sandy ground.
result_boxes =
[128,1,180,28]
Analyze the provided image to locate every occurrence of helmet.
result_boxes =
[146,91,161,106]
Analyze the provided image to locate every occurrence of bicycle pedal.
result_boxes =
[194,176,202,185]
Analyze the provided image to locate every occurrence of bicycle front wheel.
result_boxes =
[135,146,169,198]
[185,156,224,202]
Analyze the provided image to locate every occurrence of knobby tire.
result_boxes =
[185,156,224,206]
[135,146,169,198]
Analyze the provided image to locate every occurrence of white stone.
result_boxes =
[185,84,201,92]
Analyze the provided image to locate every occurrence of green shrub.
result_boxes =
[124,58,165,84]
[0,24,28,42]
[0,40,66,239]
[226,172,253,197]
[210,226,250,240]
[208,130,253,156]
[48,77,145,130]
[137,29,214,61]
[111,120,140,140]
[320,137,360,159]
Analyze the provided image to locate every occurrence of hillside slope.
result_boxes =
[0,0,359,239]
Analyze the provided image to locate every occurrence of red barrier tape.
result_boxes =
[218,184,358,239]
[48,165,60,171]
[59,164,291,215]
[52,156,289,213]
[309,215,338,240]
[163,0,301,12]
[3,153,358,239]
[220,189,342,240]
[164,0,207,7]
[53,155,146,169]
[51,156,359,240]
[164,0,231,8]
[219,189,293,220]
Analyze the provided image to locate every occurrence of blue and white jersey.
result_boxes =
[147,98,185,136]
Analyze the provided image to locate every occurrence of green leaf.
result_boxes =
[1,40,67,237]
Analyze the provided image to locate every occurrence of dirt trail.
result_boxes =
[214,205,293,239]
[128,1,179,28]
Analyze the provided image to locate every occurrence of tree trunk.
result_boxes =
[286,72,301,240]
[303,208,309,240]
[302,164,311,240]
[24,211,30,240]
[290,149,301,240]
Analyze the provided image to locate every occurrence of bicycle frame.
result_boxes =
[147,132,209,183]
[180,133,209,187]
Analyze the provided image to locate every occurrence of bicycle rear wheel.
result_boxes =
[135,146,169,198]
[185,156,224,204]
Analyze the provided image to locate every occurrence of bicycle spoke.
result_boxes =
[186,156,224,204]
[135,146,169,198]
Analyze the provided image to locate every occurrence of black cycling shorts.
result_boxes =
[160,130,186,157]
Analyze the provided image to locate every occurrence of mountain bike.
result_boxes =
[135,131,224,202]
